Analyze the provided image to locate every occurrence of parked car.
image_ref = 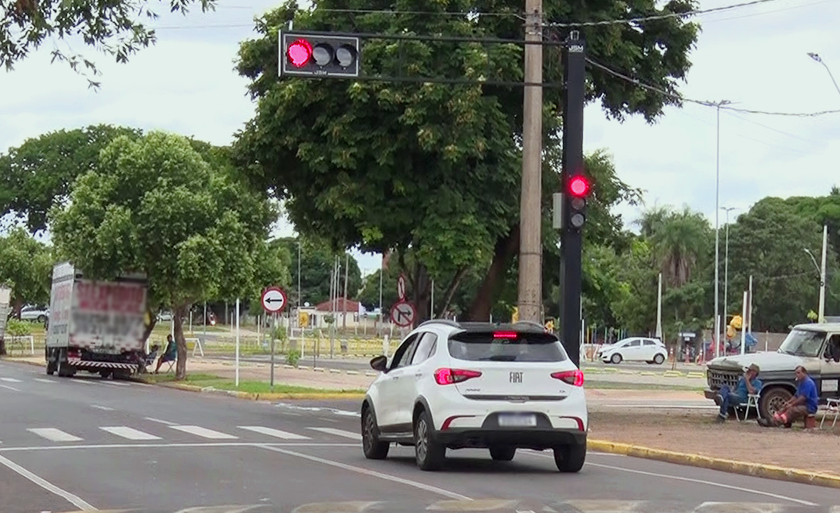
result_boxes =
[360,320,587,472]
[597,337,667,364]
[20,305,49,323]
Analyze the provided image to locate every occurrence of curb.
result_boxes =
[0,358,45,368]
[588,440,840,489]
[158,382,366,401]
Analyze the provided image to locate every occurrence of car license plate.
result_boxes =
[498,413,537,427]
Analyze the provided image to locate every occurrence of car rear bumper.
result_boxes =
[434,427,586,449]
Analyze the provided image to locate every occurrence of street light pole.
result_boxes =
[808,53,840,97]
[804,224,828,323]
[713,100,731,359]
[721,207,737,330]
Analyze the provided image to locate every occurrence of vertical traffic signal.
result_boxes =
[566,174,590,230]
[279,32,361,78]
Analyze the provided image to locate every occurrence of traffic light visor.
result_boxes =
[569,176,590,197]
[287,39,313,67]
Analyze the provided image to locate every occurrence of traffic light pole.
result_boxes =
[560,31,586,367]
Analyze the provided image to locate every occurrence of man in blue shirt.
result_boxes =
[759,365,819,428]
[716,363,762,422]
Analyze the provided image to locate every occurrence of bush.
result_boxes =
[6,319,32,338]
[286,348,300,367]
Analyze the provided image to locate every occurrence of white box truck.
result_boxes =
[45,262,149,379]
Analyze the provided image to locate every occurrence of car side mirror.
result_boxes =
[370,355,388,373]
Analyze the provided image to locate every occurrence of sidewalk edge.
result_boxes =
[588,439,840,489]
[158,382,365,401]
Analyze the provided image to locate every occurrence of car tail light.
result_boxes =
[434,368,482,385]
[551,369,584,387]
[493,331,517,339]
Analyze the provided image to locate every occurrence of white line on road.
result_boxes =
[90,405,114,411]
[72,379,95,385]
[100,427,161,441]
[27,428,83,443]
[145,417,176,425]
[0,454,97,511]
[34,379,56,384]
[307,427,361,440]
[259,445,471,500]
[0,384,20,392]
[238,426,311,440]
[0,377,22,382]
[0,442,358,453]
[103,381,130,387]
[169,425,238,440]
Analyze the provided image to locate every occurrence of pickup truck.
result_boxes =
[704,322,840,418]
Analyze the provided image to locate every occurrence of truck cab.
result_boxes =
[704,322,840,418]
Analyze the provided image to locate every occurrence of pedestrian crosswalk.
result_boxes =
[1,423,362,446]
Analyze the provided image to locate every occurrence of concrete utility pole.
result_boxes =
[712,99,731,359]
[517,0,544,322]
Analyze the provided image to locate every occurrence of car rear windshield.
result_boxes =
[448,331,569,362]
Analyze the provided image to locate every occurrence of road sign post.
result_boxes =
[390,300,416,328]
[397,274,406,301]
[261,287,289,389]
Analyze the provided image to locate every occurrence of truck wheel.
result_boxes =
[99,370,112,379]
[113,370,131,380]
[46,349,57,375]
[759,387,792,419]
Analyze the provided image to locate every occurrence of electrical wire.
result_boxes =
[545,0,784,27]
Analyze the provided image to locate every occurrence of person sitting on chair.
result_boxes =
[715,363,762,423]
[759,365,819,428]
[155,335,177,374]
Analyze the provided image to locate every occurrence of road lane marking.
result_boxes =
[170,425,238,439]
[34,379,56,384]
[103,381,130,386]
[259,445,471,500]
[90,405,114,411]
[0,442,358,453]
[308,427,361,440]
[27,428,83,443]
[238,426,311,440]
[0,454,96,511]
[0,377,22,382]
[145,417,176,425]
[101,427,161,440]
[0,384,20,391]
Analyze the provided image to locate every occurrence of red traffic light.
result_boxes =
[568,176,590,197]
[287,39,313,68]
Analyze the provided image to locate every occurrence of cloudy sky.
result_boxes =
[2,0,839,274]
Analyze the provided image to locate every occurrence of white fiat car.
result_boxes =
[360,320,588,472]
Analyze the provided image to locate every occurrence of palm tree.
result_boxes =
[638,206,710,288]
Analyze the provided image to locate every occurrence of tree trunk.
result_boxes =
[142,308,157,347]
[466,225,521,321]
[439,267,468,317]
[173,304,189,380]
[412,263,432,327]
[0,337,6,356]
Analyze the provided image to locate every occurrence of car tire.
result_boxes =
[758,387,792,419]
[653,354,665,365]
[37,315,46,323]
[554,442,586,473]
[414,410,445,471]
[489,445,516,461]
[361,407,389,460]
[610,353,622,364]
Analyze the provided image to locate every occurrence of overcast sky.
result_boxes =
[2,0,839,274]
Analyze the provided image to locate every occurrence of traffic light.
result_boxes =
[279,32,361,78]
[566,174,590,230]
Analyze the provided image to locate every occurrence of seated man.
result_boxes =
[716,363,762,422]
[759,365,819,428]
[155,335,177,374]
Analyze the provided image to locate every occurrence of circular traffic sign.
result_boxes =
[261,287,288,313]
[390,300,416,328]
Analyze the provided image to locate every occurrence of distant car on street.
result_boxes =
[360,320,587,472]
[20,305,49,323]
[597,337,667,365]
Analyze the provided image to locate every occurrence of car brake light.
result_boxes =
[493,331,517,339]
[551,369,584,387]
[434,368,482,385]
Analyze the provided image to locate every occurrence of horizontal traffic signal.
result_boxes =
[279,32,361,78]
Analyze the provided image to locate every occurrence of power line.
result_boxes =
[545,0,784,27]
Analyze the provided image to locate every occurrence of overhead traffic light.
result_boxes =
[566,174,590,230]
[279,32,361,78]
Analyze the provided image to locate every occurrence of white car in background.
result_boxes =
[360,320,588,472]
[20,305,49,323]
[598,337,667,364]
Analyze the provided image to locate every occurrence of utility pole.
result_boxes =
[559,31,585,367]
[712,99,731,359]
[721,206,736,329]
[516,0,544,322]
[819,224,828,323]
[343,253,349,329]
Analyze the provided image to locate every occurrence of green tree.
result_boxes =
[50,131,276,378]
[2,0,215,86]
[233,0,698,325]
[247,239,293,315]
[276,237,362,308]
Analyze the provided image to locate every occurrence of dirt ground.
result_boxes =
[589,407,840,477]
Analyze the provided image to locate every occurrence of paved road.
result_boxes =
[1,359,836,513]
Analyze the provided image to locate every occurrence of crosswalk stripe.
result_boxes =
[308,427,362,440]
[34,378,56,383]
[169,425,238,439]
[101,427,161,440]
[0,377,22,382]
[238,426,311,440]
[28,428,83,442]
[102,381,130,387]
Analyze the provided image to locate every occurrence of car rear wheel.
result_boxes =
[489,445,516,461]
[653,354,665,365]
[414,410,445,471]
[361,407,389,460]
[610,353,622,364]
[554,442,586,473]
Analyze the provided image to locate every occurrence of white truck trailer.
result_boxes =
[45,262,149,379]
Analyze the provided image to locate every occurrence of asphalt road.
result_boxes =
[1,359,837,513]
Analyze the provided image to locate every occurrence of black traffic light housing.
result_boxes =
[279,31,361,78]
[565,174,590,231]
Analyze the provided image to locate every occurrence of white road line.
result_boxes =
[145,417,176,425]
[169,425,238,440]
[0,454,96,511]
[0,384,20,392]
[27,428,83,443]
[259,445,471,500]
[307,427,361,440]
[73,379,95,385]
[238,426,311,440]
[0,377,22,382]
[100,427,161,441]
[103,381,130,387]
[0,442,358,453]
[90,405,114,411]
[34,379,56,384]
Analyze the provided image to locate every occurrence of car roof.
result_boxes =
[416,319,551,336]
[793,322,840,332]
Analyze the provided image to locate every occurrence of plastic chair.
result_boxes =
[735,393,760,422]
[821,398,840,429]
